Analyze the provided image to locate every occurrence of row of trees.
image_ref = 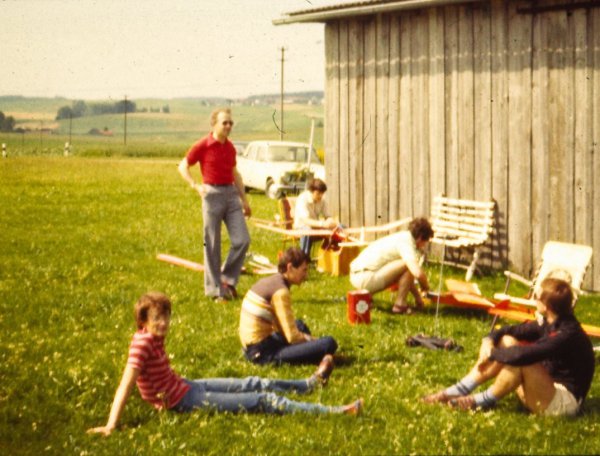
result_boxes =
[55,100,137,120]
[0,111,16,132]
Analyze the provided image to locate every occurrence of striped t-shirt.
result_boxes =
[127,330,189,409]
[239,273,306,347]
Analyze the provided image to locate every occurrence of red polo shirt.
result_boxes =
[186,133,236,185]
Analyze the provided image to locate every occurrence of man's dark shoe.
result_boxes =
[222,283,238,299]
[312,354,334,386]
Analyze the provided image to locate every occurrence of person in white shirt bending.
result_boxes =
[349,217,433,315]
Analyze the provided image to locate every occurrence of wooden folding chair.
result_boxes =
[278,195,298,251]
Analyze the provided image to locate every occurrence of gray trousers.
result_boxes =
[202,185,250,297]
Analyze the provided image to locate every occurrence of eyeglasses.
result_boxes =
[222,121,234,126]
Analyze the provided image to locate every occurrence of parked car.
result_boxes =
[237,140,325,199]
[232,140,248,156]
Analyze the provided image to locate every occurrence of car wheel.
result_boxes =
[265,179,278,199]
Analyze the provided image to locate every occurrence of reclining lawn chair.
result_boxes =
[489,241,593,327]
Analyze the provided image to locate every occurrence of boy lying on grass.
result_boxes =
[423,277,595,416]
[88,292,362,436]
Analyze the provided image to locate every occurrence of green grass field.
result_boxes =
[1,156,600,455]
[0,97,325,159]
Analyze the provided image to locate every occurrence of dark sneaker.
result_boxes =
[222,283,238,299]
[313,354,334,386]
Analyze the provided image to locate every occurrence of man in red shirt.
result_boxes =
[178,108,251,301]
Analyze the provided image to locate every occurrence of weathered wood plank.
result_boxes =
[592,7,600,290]
[473,4,492,202]
[388,15,401,222]
[348,20,364,228]
[531,7,550,273]
[471,3,493,270]
[324,22,340,219]
[363,18,377,230]
[376,14,390,226]
[398,14,413,218]
[547,9,573,242]
[507,1,533,277]
[572,8,593,290]
[428,8,446,202]
[338,21,351,225]
[457,5,475,200]
[411,11,430,217]
[490,0,509,270]
[444,6,460,200]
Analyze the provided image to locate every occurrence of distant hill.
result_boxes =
[0,94,325,152]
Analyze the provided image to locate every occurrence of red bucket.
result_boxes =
[347,290,372,324]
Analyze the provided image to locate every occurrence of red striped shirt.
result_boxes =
[127,330,189,409]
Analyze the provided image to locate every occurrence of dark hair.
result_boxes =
[209,107,232,127]
[277,247,310,273]
[409,217,434,242]
[539,277,573,318]
[308,178,327,193]
[135,292,172,329]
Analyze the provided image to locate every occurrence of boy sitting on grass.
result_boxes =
[88,292,362,436]
[240,247,338,366]
[422,277,594,416]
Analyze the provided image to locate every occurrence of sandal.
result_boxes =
[392,304,410,314]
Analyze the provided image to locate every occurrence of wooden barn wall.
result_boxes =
[324,0,600,290]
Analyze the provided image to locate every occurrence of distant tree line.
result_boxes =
[0,111,16,132]
[55,99,137,120]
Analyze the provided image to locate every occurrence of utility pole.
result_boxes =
[67,112,72,155]
[123,95,128,146]
[280,47,285,140]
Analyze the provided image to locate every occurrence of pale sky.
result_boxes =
[0,0,350,100]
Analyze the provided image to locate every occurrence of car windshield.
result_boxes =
[266,146,322,164]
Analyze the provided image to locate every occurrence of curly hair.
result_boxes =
[409,217,434,242]
[135,292,172,329]
[277,247,310,273]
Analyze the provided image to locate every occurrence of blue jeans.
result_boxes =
[172,376,334,415]
[299,234,313,256]
[244,320,338,365]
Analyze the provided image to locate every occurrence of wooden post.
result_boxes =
[123,95,128,146]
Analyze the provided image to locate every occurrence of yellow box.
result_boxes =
[317,245,361,276]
